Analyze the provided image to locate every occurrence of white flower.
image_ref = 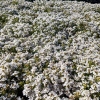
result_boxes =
[79,97,91,100]
[23,84,31,96]
[81,90,90,96]
[17,97,21,100]
[0,68,5,77]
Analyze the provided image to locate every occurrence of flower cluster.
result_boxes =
[0,0,100,100]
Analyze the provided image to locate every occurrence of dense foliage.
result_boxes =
[25,0,100,3]
[76,0,100,3]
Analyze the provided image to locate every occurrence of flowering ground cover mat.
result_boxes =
[0,0,100,100]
